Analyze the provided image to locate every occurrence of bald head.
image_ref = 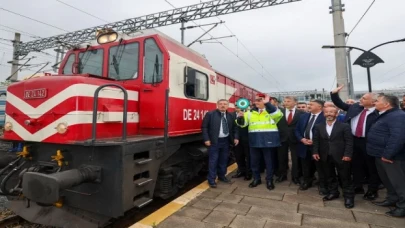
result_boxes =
[345,99,355,105]
[359,93,377,108]
[324,102,335,108]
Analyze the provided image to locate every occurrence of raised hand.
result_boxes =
[264,94,271,103]
[331,84,344,94]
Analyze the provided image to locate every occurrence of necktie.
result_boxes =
[355,109,368,137]
[304,115,316,139]
[287,110,293,124]
[221,113,229,135]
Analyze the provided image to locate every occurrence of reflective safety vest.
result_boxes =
[236,107,283,148]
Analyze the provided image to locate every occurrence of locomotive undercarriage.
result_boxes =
[0,134,207,228]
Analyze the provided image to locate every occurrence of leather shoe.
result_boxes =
[344,198,354,208]
[218,177,231,183]
[323,194,339,201]
[363,191,378,201]
[249,179,262,188]
[244,173,252,181]
[319,188,329,196]
[372,200,397,207]
[354,187,365,194]
[267,181,275,190]
[275,175,287,183]
[385,208,405,218]
[232,171,245,178]
[299,182,312,191]
[292,177,300,185]
[209,182,217,188]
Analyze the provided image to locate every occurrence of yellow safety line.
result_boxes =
[129,163,238,228]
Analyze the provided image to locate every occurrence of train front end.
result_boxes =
[0,29,142,228]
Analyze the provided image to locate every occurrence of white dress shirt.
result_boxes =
[219,112,229,138]
[350,107,375,137]
[308,112,322,140]
[326,120,336,136]
[285,107,296,121]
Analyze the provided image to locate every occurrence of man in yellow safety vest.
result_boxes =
[236,93,283,190]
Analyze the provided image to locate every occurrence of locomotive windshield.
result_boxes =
[108,42,139,80]
[78,49,104,76]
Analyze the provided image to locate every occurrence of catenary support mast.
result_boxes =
[330,0,349,101]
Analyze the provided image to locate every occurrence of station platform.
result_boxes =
[131,164,404,228]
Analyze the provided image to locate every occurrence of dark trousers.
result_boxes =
[301,147,316,184]
[276,141,301,178]
[375,158,405,209]
[352,137,381,191]
[251,147,276,181]
[207,137,229,184]
[234,140,251,174]
[316,155,354,198]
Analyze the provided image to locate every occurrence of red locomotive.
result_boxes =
[0,28,262,227]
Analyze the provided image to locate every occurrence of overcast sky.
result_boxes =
[0,0,404,93]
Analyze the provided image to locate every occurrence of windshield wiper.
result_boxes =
[110,39,125,77]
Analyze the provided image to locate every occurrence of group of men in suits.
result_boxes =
[201,89,405,216]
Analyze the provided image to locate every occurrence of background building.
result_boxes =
[269,89,405,103]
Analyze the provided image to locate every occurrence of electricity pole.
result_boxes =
[9,33,21,81]
[330,0,349,101]
[346,48,355,98]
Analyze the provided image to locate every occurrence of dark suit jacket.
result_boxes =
[312,121,353,162]
[202,109,238,145]
[330,92,378,136]
[295,112,326,158]
[277,108,304,143]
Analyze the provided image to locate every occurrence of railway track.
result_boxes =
[0,174,208,228]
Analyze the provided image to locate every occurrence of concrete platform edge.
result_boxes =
[129,163,238,228]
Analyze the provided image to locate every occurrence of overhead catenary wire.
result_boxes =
[164,0,283,92]
[346,0,376,43]
[54,0,109,23]
[0,24,41,38]
[0,7,69,32]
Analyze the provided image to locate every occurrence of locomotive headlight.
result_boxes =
[55,123,68,134]
[96,30,118,44]
[4,122,12,131]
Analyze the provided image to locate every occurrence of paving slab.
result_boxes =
[229,214,266,228]
[302,214,369,228]
[213,201,251,215]
[353,210,405,228]
[283,193,324,207]
[198,190,221,199]
[174,206,212,221]
[158,215,208,228]
[240,196,298,212]
[233,187,284,201]
[298,204,355,221]
[203,210,237,226]
[247,206,302,225]
[215,192,244,203]
[324,196,388,214]
[191,198,222,210]
[264,219,316,228]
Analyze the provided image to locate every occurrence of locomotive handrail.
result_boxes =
[90,84,128,144]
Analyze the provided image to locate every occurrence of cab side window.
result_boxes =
[62,54,75,75]
[144,38,163,84]
[184,67,208,100]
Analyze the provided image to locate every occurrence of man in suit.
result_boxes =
[202,99,239,188]
[232,106,252,180]
[276,96,304,184]
[297,102,308,112]
[295,99,325,191]
[368,94,405,217]
[331,84,380,200]
[312,106,355,208]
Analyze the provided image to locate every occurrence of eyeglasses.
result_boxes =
[255,98,263,101]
